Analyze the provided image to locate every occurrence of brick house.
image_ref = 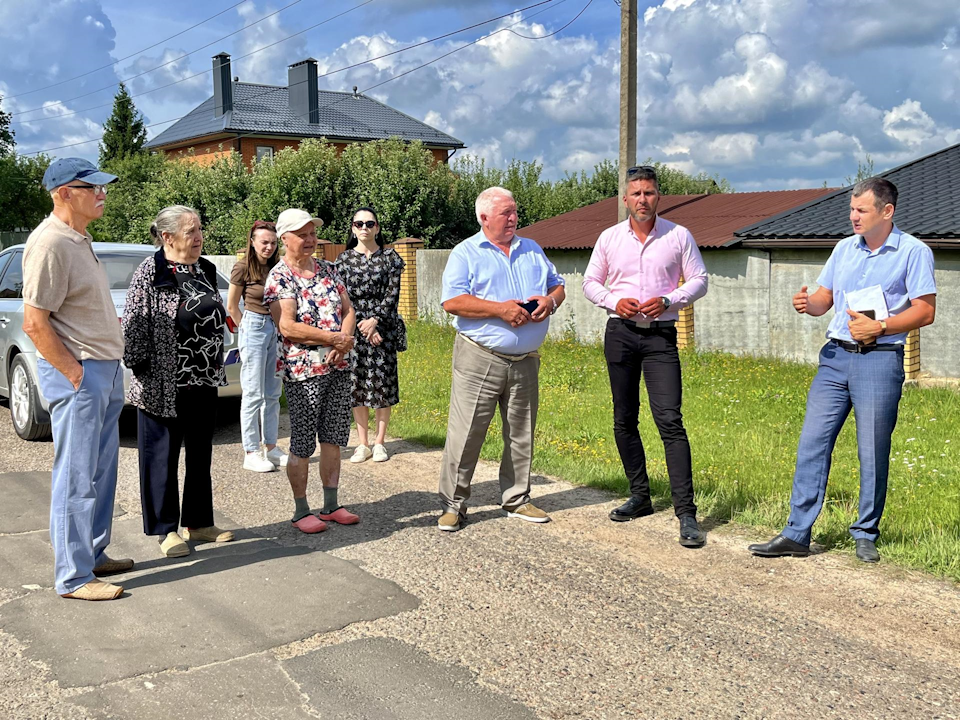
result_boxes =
[144,53,465,166]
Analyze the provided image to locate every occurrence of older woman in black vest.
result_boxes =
[122,205,236,558]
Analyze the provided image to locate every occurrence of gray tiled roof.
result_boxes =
[145,82,465,149]
[735,142,960,241]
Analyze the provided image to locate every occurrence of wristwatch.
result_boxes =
[879,320,887,335]
[661,296,671,310]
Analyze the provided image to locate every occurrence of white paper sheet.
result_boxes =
[845,284,890,320]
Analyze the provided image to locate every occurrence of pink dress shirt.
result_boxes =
[582,217,708,322]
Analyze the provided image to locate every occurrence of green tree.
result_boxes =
[0,95,14,158]
[844,154,875,186]
[93,151,166,242]
[98,83,147,166]
[0,154,53,231]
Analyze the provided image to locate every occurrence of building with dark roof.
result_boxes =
[519,189,834,250]
[144,53,465,167]
[734,143,960,248]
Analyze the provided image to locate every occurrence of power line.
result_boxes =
[10,0,308,119]
[18,0,588,159]
[4,1,251,100]
[12,0,540,127]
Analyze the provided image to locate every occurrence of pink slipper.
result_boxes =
[316,507,359,525]
[291,515,327,533]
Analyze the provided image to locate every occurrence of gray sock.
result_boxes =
[321,487,339,514]
[293,496,311,522]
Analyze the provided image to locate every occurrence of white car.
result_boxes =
[0,243,242,440]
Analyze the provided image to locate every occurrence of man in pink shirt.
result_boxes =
[582,165,708,547]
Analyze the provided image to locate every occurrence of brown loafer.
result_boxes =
[60,581,123,601]
[93,555,134,576]
[183,526,235,543]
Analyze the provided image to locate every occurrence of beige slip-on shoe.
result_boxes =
[183,526,235,543]
[60,580,123,601]
[160,531,190,557]
[93,555,135,576]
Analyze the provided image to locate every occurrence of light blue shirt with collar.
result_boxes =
[441,231,565,354]
[818,225,936,344]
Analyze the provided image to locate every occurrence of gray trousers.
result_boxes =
[438,334,540,514]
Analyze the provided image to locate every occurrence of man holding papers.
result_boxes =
[749,177,936,563]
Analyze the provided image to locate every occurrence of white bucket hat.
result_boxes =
[276,208,323,238]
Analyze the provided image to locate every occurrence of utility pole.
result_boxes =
[618,0,637,222]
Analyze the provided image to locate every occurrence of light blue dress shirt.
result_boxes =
[441,231,565,354]
[818,226,936,344]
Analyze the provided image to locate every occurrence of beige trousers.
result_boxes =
[438,334,540,514]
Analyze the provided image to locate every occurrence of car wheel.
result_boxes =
[9,355,51,441]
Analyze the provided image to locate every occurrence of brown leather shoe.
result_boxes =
[60,581,123,601]
[93,555,134,576]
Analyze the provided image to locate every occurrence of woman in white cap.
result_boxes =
[263,209,359,533]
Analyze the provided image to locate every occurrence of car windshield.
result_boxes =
[98,252,228,290]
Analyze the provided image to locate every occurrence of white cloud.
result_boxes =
[883,99,937,146]
[121,49,209,102]
[234,1,309,85]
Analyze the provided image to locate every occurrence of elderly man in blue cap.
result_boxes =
[22,158,131,601]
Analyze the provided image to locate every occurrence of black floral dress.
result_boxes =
[335,247,405,408]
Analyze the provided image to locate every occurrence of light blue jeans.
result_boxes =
[782,341,905,546]
[238,311,282,453]
[37,358,124,595]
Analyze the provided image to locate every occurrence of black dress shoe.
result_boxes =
[855,538,880,563]
[609,496,655,522]
[678,515,705,548]
[748,534,810,558]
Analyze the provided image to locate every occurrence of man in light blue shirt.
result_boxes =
[437,186,566,531]
[750,177,936,563]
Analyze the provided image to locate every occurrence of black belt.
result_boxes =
[831,339,902,354]
[616,318,676,328]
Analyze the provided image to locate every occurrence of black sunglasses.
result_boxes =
[625,165,657,176]
[352,220,377,229]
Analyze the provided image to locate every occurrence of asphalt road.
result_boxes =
[0,399,958,719]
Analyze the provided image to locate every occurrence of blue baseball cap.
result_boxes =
[42,157,118,192]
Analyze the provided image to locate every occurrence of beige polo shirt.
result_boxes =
[22,214,124,362]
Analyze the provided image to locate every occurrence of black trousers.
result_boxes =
[138,385,217,536]
[604,318,696,518]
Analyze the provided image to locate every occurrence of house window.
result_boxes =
[255,145,274,163]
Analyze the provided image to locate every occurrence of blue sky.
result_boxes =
[1,0,958,190]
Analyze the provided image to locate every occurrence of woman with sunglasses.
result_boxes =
[227,220,288,473]
[334,207,406,463]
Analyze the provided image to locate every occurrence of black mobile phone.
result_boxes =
[861,309,876,320]
[519,299,539,314]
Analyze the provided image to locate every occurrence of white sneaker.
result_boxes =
[350,445,373,463]
[243,452,276,473]
[265,447,289,468]
[372,444,389,462]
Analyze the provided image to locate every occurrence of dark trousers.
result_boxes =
[138,385,217,536]
[604,318,696,518]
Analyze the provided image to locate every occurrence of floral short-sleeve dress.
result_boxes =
[335,247,405,408]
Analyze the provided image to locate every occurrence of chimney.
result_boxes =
[288,58,319,124]
[212,52,233,117]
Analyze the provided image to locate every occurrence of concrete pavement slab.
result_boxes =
[0,471,124,534]
[283,638,537,719]
[75,653,315,720]
[0,515,419,688]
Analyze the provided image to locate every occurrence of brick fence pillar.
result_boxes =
[393,238,424,319]
[675,275,695,349]
[904,328,921,380]
[677,304,695,350]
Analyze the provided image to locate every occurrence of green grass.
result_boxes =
[394,321,960,582]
